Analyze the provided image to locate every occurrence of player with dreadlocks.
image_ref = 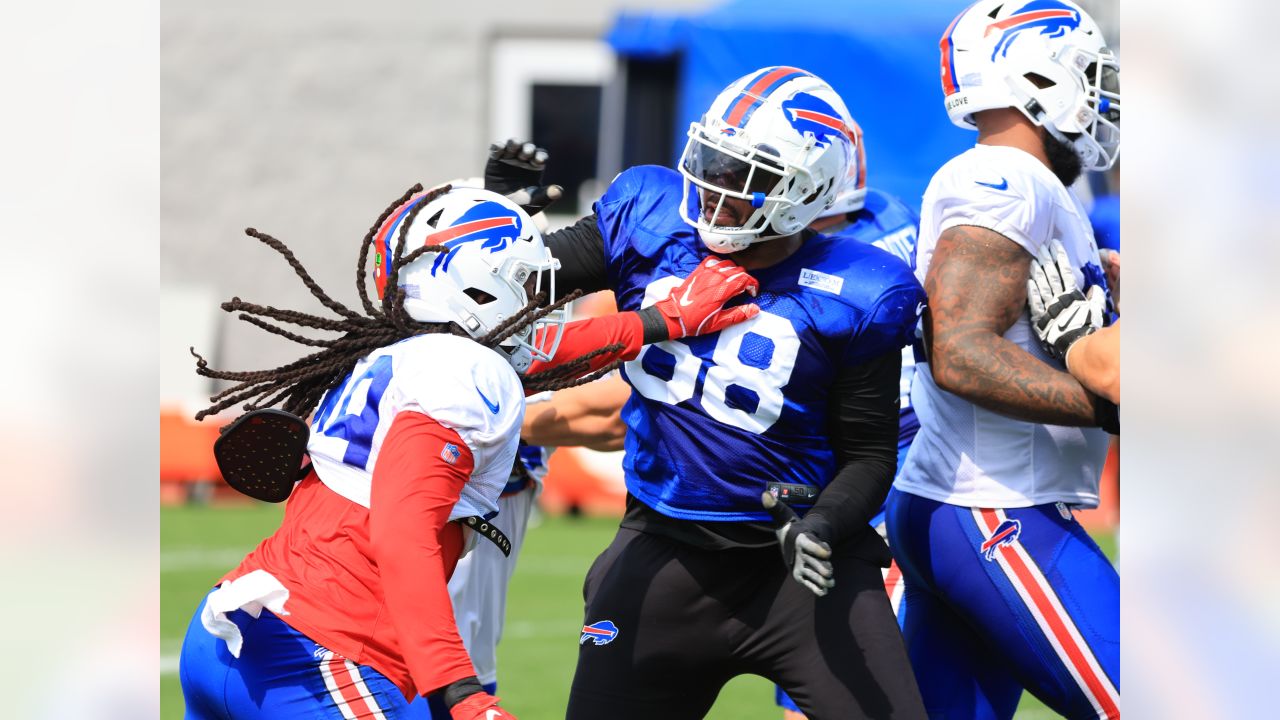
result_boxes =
[177,184,760,720]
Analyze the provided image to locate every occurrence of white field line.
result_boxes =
[161,654,181,675]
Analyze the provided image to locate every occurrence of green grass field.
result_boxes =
[161,503,1116,719]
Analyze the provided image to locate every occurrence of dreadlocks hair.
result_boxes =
[191,183,611,421]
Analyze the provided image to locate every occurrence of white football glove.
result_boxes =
[1027,239,1106,360]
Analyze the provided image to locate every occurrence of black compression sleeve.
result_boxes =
[542,214,609,296]
[806,349,902,546]
[440,675,484,707]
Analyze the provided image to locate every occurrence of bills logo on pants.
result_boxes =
[980,518,1022,561]
[580,620,619,646]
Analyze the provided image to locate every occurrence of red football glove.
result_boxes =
[450,692,518,720]
[652,256,760,339]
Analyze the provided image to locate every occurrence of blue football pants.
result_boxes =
[885,488,1120,720]
[180,591,413,719]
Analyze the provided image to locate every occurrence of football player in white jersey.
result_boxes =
[410,155,634,720]
[178,184,761,720]
[885,1,1121,718]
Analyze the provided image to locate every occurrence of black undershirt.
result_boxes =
[544,215,901,563]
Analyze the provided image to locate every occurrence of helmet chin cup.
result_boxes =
[503,344,534,374]
[698,228,755,254]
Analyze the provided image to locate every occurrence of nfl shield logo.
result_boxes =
[441,443,460,465]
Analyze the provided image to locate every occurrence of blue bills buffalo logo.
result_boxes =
[987,0,1082,60]
[580,620,619,646]
[780,92,855,149]
[369,196,524,292]
[428,201,524,276]
[980,518,1023,561]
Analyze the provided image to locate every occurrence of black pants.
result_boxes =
[566,527,927,720]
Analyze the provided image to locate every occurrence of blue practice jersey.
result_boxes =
[596,166,925,522]
[836,188,923,451]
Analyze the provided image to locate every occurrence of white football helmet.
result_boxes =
[817,114,868,219]
[370,186,568,373]
[678,67,856,253]
[940,0,1120,170]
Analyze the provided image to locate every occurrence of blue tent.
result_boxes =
[608,0,976,210]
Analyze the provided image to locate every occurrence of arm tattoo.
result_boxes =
[924,225,1100,426]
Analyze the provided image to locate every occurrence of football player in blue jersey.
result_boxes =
[771,113,924,720]
[491,67,928,719]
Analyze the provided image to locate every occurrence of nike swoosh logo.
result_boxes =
[477,387,500,415]
[974,177,1009,191]
[679,277,697,307]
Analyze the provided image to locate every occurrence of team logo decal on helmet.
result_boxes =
[987,0,1081,59]
[780,93,855,148]
[429,201,523,275]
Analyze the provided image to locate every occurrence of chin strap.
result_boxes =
[1020,91,1097,169]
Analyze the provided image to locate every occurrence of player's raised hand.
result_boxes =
[450,691,518,720]
[1027,239,1106,360]
[650,256,760,340]
[762,492,835,597]
[485,138,563,215]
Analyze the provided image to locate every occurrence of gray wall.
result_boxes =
[161,0,709,405]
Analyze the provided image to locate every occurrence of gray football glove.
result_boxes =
[762,492,835,597]
[484,138,563,215]
[1028,239,1106,360]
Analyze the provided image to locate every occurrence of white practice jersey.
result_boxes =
[516,391,556,487]
[897,144,1111,508]
[308,333,524,521]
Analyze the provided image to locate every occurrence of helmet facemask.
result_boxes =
[679,126,809,253]
[489,252,568,374]
[1011,44,1121,173]
[677,68,853,254]
[1077,51,1121,169]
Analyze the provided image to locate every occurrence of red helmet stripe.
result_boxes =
[789,108,855,144]
[939,9,967,96]
[426,216,517,244]
[724,66,809,127]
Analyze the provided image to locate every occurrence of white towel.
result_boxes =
[199,569,290,658]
